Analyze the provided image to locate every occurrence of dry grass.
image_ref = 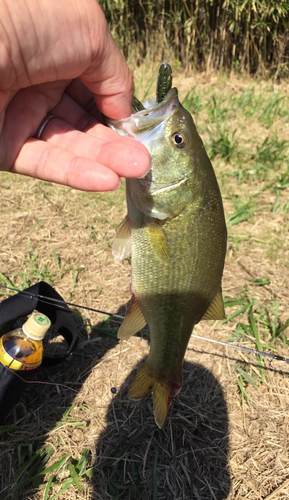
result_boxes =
[0,73,289,499]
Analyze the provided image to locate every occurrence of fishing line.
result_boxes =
[1,284,289,364]
[190,334,289,363]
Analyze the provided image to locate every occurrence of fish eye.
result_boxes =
[171,132,187,148]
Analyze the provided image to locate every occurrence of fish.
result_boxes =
[108,64,227,428]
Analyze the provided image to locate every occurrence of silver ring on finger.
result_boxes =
[35,115,57,140]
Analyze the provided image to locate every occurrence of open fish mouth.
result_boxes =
[108,88,180,140]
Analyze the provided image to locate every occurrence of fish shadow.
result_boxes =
[92,358,231,500]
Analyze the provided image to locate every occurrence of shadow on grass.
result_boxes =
[0,309,231,500]
[93,359,231,500]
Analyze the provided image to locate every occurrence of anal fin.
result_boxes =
[118,299,147,340]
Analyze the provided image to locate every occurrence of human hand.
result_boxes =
[0,0,150,191]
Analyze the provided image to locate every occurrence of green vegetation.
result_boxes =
[224,293,289,404]
[100,0,289,76]
[1,442,91,500]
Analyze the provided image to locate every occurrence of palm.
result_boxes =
[0,78,149,191]
[0,0,150,191]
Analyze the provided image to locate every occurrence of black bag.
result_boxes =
[0,281,80,424]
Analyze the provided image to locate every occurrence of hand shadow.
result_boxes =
[93,358,231,500]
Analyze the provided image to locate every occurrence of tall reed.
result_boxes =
[100,0,289,76]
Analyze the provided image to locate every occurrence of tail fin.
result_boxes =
[129,363,171,429]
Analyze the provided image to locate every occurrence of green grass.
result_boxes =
[182,89,203,118]
[20,240,59,287]
[253,135,289,168]
[1,403,92,500]
[207,127,238,162]
[223,289,289,403]
[259,92,289,128]
[3,445,92,500]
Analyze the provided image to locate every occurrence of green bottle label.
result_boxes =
[34,313,50,326]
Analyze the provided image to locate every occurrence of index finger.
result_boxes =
[81,5,133,120]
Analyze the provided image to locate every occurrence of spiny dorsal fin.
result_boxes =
[145,223,169,260]
[202,289,225,321]
[118,299,147,340]
[112,215,131,262]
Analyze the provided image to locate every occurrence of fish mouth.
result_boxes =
[133,87,178,125]
[108,88,179,138]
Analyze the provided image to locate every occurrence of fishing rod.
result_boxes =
[0,284,124,320]
[1,284,289,364]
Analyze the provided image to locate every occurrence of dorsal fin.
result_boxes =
[202,289,225,321]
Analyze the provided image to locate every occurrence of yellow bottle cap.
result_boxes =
[22,311,51,341]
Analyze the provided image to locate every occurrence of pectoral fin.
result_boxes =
[118,299,147,340]
[202,289,225,321]
[112,215,131,262]
[145,223,169,260]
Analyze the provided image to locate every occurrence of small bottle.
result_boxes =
[0,311,51,371]
[0,311,51,424]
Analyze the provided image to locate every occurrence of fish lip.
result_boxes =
[136,87,178,115]
[107,88,179,136]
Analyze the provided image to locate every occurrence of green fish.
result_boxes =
[108,64,227,428]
